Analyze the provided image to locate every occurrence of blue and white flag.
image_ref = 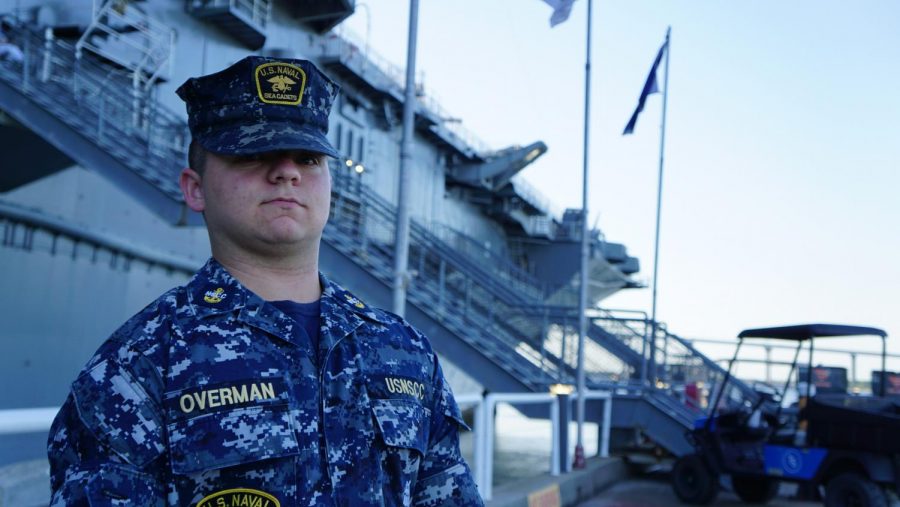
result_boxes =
[542,0,576,27]
[623,39,669,135]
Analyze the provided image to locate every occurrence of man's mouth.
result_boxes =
[264,197,302,207]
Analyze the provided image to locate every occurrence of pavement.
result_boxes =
[576,478,823,507]
[487,457,627,507]
[0,458,49,507]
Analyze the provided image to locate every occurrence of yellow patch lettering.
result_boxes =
[254,62,306,106]
[193,391,207,410]
[232,385,248,403]
[196,488,280,507]
[384,377,425,400]
[179,381,281,415]
[207,389,221,408]
[180,394,195,413]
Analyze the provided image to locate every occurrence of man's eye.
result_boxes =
[293,154,321,166]
[233,154,263,164]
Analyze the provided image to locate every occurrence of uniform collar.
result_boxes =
[185,258,252,318]
[184,258,296,343]
[184,258,388,344]
[319,272,390,340]
[320,273,385,321]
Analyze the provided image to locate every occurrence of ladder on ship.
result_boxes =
[0,21,760,458]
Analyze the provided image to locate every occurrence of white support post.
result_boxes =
[568,390,613,459]
[0,407,59,435]
[483,394,496,500]
[550,396,560,476]
[480,392,559,501]
[600,393,612,457]
[41,27,53,83]
[453,393,485,495]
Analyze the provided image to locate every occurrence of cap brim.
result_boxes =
[197,121,339,158]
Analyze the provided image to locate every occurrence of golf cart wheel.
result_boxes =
[732,474,780,504]
[672,454,719,505]
[825,472,887,507]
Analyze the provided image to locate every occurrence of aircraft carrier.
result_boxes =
[0,0,756,504]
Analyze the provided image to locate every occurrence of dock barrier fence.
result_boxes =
[0,390,613,502]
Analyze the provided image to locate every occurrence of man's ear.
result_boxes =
[179,168,206,212]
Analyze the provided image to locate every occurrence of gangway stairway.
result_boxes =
[0,23,759,458]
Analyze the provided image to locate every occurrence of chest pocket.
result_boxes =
[167,404,300,506]
[169,403,299,473]
[371,399,429,504]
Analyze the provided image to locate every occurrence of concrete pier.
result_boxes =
[486,457,627,507]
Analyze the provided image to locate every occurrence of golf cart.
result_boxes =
[672,324,899,506]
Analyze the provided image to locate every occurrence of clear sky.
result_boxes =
[341,1,900,364]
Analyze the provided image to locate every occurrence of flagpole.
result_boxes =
[649,26,671,383]
[573,0,593,471]
[393,0,420,317]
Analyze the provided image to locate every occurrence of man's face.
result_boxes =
[180,149,332,258]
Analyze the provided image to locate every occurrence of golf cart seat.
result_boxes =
[712,410,771,442]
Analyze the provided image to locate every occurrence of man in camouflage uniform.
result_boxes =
[48,56,483,507]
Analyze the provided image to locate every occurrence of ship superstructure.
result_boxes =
[0,0,755,487]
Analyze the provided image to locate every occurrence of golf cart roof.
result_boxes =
[738,323,887,341]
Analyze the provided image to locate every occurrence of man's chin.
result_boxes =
[258,230,322,252]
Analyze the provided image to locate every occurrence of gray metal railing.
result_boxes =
[1,20,750,429]
[0,199,199,275]
[1,25,188,201]
[326,26,492,156]
[76,0,175,92]
[329,167,643,389]
[429,223,548,300]
[187,0,271,27]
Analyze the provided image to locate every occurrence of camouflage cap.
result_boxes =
[177,56,339,158]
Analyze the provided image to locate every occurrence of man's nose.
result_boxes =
[268,155,301,184]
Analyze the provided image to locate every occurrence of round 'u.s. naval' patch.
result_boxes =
[197,488,280,507]
[255,62,307,106]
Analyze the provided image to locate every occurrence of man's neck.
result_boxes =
[214,252,322,303]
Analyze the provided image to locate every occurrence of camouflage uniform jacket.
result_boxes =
[48,258,483,506]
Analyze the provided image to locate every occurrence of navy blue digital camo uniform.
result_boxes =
[47,56,483,506]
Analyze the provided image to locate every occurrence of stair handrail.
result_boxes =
[3,24,188,200]
[75,0,175,92]
[5,22,742,420]
[329,168,635,386]
[327,168,567,387]
[429,222,548,297]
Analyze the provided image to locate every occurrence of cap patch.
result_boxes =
[255,62,306,105]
